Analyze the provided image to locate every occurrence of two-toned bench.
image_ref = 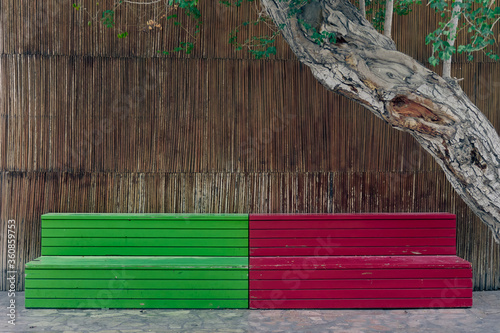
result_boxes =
[25,212,472,309]
[249,213,473,308]
[25,213,249,309]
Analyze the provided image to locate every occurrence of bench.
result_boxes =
[249,213,473,309]
[26,212,472,309]
[25,213,249,309]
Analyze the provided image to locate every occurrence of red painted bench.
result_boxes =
[249,213,473,309]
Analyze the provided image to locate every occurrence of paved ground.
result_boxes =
[1,291,499,333]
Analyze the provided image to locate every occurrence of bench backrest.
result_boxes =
[249,213,457,256]
[41,213,248,256]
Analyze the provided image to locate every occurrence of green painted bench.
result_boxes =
[25,213,249,309]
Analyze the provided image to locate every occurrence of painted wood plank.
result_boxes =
[250,268,473,280]
[250,247,457,256]
[249,298,472,309]
[26,269,247,280]
[25,298,249,309]
[42,229,248,238]
[42,213,248,220]
[41,247,249,256]
[25,279,248,290]
[249,278,472,289]
[249,256,472,269]
[27,289,248,299]
[42,220,248,229]
[250,229,456,238]
[250,219,455,229]
[250,238,456,247]
[250,288,472,299]
[250,213,456,221]
[42,238,247,247]
[26,256,248,269]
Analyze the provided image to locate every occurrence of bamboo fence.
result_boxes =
[0,0,499,290]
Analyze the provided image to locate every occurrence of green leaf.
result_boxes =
[266,46,277,56]
[429,56,439,66]
[101,10,115,28]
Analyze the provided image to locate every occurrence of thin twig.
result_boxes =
[123,0,164,5]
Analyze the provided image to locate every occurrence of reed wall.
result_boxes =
[1,0,499,290]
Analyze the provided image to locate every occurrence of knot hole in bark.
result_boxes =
[470,146,487,170]
[390,96,441,123]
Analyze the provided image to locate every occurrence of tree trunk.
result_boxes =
[384,0,394,38]
[442,0,462,79]
[359,0,366,19]
[260,0,500,243]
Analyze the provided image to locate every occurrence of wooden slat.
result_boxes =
[249,298,472,309]
[42,229,248,238]
[25,279,248,290]
[250,237,456,247]
[26,269,247,280]
[250,229,456,238]
[41,247,249,256]
[43,238,246,247]
[250,247,457,256]
[250,256,472,269]
[250,268,472,280]
[250,213,456,221]
[27,289,248,299]
[42,213,248,220]
[250,219,455,229]
[42,220,248,229]
[250,278,473,289]
[250,288,472,299]
[25,299,249,309]
[26,256,248,269]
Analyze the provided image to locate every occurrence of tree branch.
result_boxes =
[443,0,462,79]
[261,0,500,242]
[359,0,366,19]
[384,0,394,38]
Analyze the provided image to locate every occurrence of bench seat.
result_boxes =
[25,213,249,309]
[25,256,248,309]
[250,256,472,308]
[249,213,473,309]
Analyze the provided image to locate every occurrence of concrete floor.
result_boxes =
[1,291,499,333]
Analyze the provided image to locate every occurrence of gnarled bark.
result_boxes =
[260,0,500,242]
